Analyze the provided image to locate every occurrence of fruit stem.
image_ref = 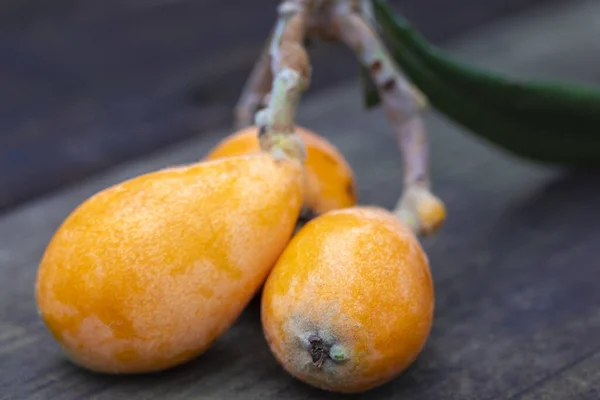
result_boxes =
[255,0,311,164]
[331,1,445,237]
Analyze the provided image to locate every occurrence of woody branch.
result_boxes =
[255,1,312,160]
[333,2,445,236]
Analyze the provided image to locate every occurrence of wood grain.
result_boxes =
[1,0,600,398]
[513,350,600,399]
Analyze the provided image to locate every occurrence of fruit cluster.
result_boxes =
[35,126,434,393]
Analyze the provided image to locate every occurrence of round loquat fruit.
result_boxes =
[261,206,434,393]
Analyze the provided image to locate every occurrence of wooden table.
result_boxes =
[1,0,600,398]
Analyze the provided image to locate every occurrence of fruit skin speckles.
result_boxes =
[35,153,304,374]
[261,206,434,393]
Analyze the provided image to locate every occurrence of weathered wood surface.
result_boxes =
[1,0,600,398]
[0,0,561,213]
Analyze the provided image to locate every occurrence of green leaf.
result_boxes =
[368,0,600,164]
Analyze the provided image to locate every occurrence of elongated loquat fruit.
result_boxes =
[35,135,306,374]
[205,125,357,218]
[261,206,434,393]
